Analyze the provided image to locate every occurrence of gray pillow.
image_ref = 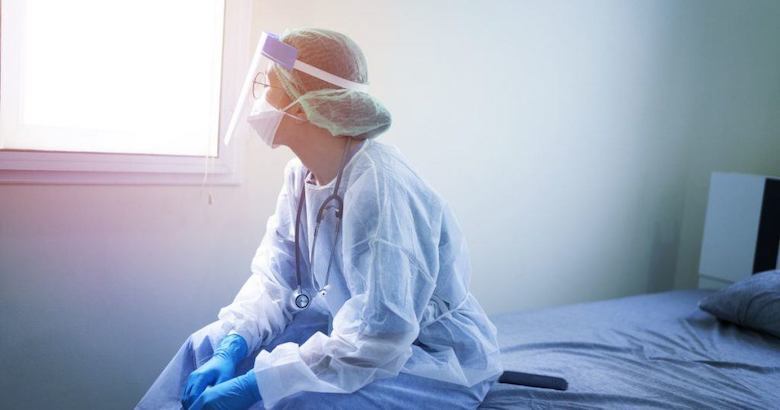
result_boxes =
[698,270,780,338]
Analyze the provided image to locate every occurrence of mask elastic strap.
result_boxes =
[279,99,306,122]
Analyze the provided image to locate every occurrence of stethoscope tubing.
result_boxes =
[293,137,354,309]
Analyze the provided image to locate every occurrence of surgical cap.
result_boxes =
[272,28,391,140]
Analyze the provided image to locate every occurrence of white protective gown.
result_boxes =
[217,138,503,408]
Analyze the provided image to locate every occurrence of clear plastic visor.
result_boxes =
[224,32,369,145]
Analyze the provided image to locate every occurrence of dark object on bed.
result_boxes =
[479,290,780,409]
[699,269,780,337]
[498,370,568,391]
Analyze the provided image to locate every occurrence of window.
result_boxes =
[0,0,249,184]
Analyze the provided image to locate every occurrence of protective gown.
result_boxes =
[217,138,503,408]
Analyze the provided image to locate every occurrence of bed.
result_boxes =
[479,290,780,409]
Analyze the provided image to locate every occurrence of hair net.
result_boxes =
[272,28,391,140]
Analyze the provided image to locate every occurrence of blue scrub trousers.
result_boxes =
[137,305,497,409]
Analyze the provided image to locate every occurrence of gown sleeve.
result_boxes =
[216,159,302,354]
[251,166,441,408]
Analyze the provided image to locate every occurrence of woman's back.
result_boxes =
[289,138,503,388]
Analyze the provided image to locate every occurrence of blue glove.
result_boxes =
[188,369,262,410]
[182,334,248,409]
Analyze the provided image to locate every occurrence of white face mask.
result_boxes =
[247,96,303,148]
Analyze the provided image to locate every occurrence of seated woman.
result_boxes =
[138,28,503,410]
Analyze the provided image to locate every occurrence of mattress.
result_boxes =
[480,290,780,409]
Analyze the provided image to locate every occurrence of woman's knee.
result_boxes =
[266,386,378,410]
[270,391,349,410]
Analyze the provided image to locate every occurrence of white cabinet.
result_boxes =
[699,172,780,289]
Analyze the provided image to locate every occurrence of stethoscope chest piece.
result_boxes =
[295,292,310,309]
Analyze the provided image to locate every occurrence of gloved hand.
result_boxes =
[182,334,248,409]
[188,369,262,410]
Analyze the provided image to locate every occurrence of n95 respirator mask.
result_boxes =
[247,97,303,148]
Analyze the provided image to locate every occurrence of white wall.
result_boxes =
[253,0,701,310]
[671,1,780,288]
[0,1,778,408]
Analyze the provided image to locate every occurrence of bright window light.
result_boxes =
[1,0,225,157]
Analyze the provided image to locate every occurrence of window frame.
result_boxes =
[0,0,251,185]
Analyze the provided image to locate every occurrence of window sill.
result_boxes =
[0,148,243,185]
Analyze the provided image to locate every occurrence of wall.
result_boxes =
[672,1,780,288]
[0,1,778,408]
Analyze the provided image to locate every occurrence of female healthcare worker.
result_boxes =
[139,28,503,410]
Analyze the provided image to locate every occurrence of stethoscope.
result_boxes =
[292,137,355,309]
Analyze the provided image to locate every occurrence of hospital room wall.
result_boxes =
[0,1,778,409]
[671,1,780,288]
[252,0,779,313]
[255,0,689,316]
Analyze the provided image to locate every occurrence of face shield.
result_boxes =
[223,31,370,146]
